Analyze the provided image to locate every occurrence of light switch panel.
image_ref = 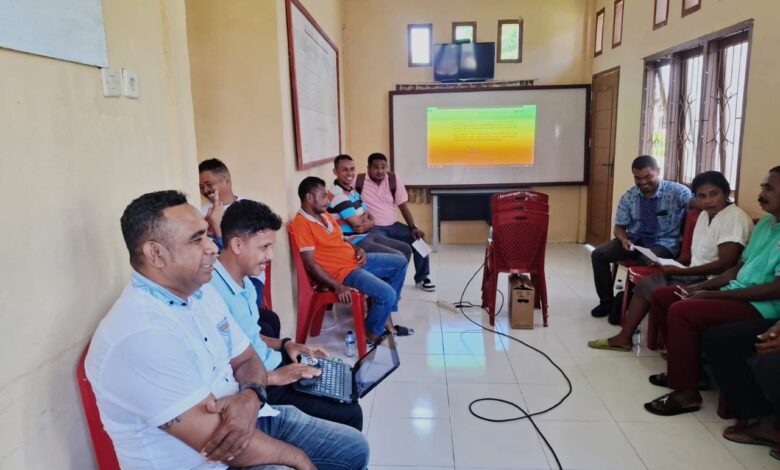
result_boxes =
[122,69,140,99]
[100,68,121,97]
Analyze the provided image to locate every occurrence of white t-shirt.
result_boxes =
[690,203,754,267]
[86,273,252,470]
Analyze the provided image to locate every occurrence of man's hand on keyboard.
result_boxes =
[267,363,321,386]
[284,341,329,361]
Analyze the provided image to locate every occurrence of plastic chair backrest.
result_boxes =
[492,190,549,205]
[678,209,701,263]
[492,200,549,218]
[287,225,317,313]
[77,344,121,470]
[491,210,549,271]
[262,262,273,310]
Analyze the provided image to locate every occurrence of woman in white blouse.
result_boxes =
[589,171,754,352]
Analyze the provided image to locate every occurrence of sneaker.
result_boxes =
[415,278,436,292]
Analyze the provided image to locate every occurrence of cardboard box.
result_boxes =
[508,274,535,329]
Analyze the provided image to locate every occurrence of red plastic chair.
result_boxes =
[287,225,368,357]
[261,262,273,310]
[492,199,549,214]
[481,209,550,326]
[77,344,121,470]
[619,209,701,350]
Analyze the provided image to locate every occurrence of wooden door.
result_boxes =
[586,67,619,247]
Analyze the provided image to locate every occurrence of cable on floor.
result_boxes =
[456,259,572,470]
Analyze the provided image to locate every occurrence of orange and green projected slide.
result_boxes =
[427,106,536,166]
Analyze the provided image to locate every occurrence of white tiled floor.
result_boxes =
[305,244,778,469]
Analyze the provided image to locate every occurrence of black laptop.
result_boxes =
[293,333,400,403]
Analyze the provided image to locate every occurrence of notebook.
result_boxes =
[292,333,400,403]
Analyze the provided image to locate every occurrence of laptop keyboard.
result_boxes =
[313,359,347,396]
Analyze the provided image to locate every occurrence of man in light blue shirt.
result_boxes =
[210,198,364,430]
[591,156,692,317]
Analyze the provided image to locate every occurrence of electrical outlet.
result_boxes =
[122,68,140,99]
[100,68,121,97]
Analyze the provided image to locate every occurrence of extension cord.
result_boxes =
[436,299,460,313]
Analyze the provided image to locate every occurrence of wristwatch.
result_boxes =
[239,383,267,408]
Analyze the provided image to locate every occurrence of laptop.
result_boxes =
[293,333,400,403]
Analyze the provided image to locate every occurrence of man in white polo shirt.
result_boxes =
[86,190,368,470]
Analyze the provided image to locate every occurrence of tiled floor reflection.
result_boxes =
[305,244,770,469]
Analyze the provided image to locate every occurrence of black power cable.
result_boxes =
[454,259,572,470]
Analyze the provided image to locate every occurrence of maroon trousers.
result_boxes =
[649,286,762,391]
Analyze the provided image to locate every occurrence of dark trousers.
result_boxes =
[590,238,672,303]
[649,286,763,391]
[357,232,412,263]
[267,353,363,431]
[371,222,430,283]
[258,307,281,339]
[703,319,780,420]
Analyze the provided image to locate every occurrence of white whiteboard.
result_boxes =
[287,0,341,170]
[0,0,108,67]
[390,86,590,187]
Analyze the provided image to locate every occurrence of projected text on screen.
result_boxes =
[427,106,536,167]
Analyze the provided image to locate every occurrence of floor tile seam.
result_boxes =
[700,422,752,470]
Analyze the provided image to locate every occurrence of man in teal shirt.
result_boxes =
[644,166,780,416]
[209,199,364,430]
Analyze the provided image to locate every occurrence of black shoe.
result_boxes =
[591,301,613,318]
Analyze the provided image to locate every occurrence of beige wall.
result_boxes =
[342,0,594,243]
[592,0,778,220]
[186,0,346,327]
[0,0,197,467]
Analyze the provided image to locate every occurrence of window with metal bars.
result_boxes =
[640,22,751,193]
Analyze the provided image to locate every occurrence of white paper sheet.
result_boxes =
[630,244,686,268]
[412,238,432,258]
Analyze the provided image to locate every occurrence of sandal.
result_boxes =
[648,372,711,391]
[644,393,701,416]
[770,448,780,461]
[723,424,779,447]
[392,325,415,337]
[587,338,631,352]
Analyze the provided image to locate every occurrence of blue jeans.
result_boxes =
[229,405,369,470]
[343,252,407,335]
[371,222,430,283]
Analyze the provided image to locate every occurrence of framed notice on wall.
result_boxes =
[286,0,342,170]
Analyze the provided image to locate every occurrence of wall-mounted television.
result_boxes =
[433,42,495,82]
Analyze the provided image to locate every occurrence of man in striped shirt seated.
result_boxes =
[327,154,412,265]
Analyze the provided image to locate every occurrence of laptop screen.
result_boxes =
[354,333,401,398]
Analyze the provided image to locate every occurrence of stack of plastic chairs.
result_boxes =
[481,190,550,327]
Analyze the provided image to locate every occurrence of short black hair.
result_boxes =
[334,154,353,168]
[221,199,283,244]
[120,190,188,268]
[631,155,660,171]
[198,158,229,175]
[298,176,326,202]
[692,171,730,196]
[367,152,387,167]
[771,166,780,175]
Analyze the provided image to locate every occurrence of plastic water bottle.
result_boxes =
[345,330,357,357]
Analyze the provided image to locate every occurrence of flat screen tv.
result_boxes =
[433,42,495,82]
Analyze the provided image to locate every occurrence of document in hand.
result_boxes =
[411,238,432,258]
[629,244,686,268]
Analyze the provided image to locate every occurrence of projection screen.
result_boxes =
[390,85,590,187]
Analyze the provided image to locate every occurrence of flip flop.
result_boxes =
[644,393,701,416]
[649,372,711,390]
[587,338,631,352]
[393,325,415,337]
[723,424,780,448]
[770,448,780,461]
